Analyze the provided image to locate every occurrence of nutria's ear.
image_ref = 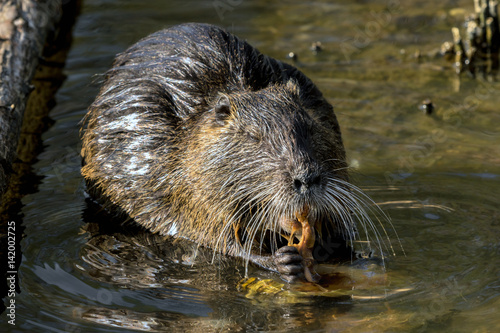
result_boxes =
[285,79,300,96]
[214,95,231,125]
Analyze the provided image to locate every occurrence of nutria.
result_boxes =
[81,23,389,283]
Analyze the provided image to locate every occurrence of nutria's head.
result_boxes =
[168,80,380,259]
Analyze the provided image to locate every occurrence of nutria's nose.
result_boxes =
[293,173,321,194]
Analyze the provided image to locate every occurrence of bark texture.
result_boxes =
[0,0,62,204]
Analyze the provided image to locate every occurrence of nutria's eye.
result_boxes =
[318,115,330,123]
[214,96,231,125]
[247,131,261,143]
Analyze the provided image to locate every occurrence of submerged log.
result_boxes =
[0,0,62,206]
[0,0,79,313]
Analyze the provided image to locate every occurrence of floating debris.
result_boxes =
[310,41,323,54]
[418,99,435,115]
[447,0,500,79]
[286,51,298,61]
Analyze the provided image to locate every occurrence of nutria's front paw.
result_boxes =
[274,246,304,283]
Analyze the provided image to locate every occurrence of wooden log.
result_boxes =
[0,0,80,313]
[0,0,62,205]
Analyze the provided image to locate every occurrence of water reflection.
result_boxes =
[77,199,405,331]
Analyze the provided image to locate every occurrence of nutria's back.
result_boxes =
[81,23,381,280]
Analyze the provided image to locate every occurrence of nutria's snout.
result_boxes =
[292,171,322,195]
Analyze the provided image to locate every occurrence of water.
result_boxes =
[2,0,500,331]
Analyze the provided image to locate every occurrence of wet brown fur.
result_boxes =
[81,23,358,272]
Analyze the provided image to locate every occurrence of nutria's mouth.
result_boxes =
[232,207,316,255]
[233,205,322,283]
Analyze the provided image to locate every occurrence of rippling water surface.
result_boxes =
[2,0,500,332]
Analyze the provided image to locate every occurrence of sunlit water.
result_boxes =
[2,0,500,332]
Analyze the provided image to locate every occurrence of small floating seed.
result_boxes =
[287,52,298,61]
[418,99,434,115]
